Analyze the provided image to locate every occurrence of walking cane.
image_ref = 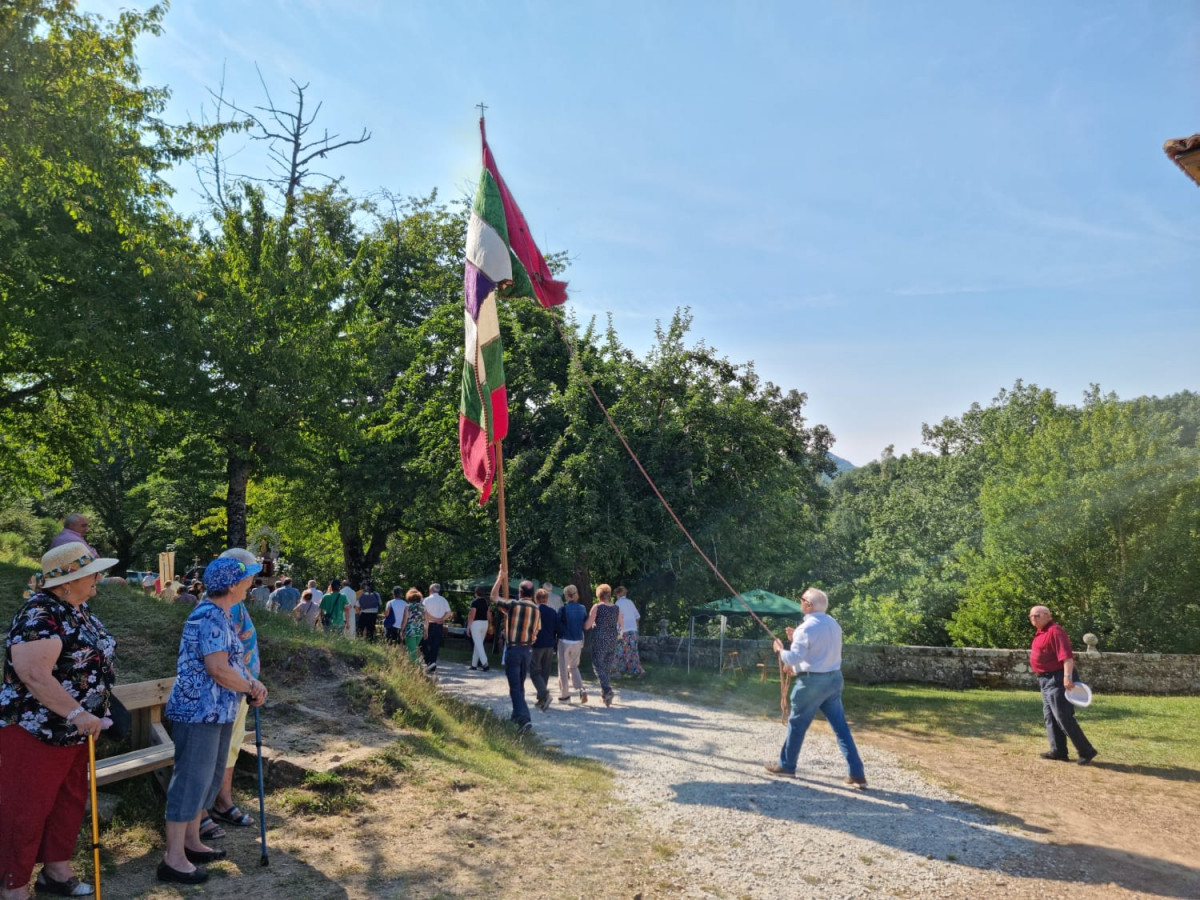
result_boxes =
[87,734,102,900]
[253,706,269,866]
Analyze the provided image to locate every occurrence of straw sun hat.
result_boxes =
[26,541,118,598]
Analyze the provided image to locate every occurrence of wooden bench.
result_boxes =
[95,677,176,788]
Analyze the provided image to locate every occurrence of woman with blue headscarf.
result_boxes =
[158,557,268,885]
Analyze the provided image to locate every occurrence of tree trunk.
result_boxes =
[339,522,390,590]
[571,562,592,602]
[226,443,254,549]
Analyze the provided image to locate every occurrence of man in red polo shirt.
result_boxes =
[1029,606,1097,764]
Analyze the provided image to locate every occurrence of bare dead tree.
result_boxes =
[194,65,371,216]
[243,66,370,208]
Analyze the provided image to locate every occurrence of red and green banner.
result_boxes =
[460,122,567,502]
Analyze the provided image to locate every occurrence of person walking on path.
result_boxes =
[293,590,319,629]
[490,571,541,734]
[584,584,623,707]
[401,589,426,665]
[467,586,491,671]
[357,582,381,642]
[319,580,347,632]
[764,587,866,788]
[341,580,358,638]
[1029,605,1097,764]
[556,585,588,703]
[530,588,558,712]
[382,587,405,645]
[421,584,452,673]
[613,586,645,677]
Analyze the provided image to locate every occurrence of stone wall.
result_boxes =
[637,636,1200,694]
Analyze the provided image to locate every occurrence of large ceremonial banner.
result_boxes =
[460,122,567,503]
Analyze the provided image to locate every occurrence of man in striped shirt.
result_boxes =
[490,569,541,734]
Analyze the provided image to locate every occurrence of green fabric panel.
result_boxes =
[479,335,505,394]
[459,362,483,424]
[500,250,535,302]
[473,170,509,245]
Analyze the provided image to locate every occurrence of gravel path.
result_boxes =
[440,664,1051,899]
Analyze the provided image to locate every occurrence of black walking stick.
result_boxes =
[253,706,269,866]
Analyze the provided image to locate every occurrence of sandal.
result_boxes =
[210,804,254,827]
[34,871,93,896]
[198,816,226,840]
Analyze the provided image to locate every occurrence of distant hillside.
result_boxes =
[828,453,855,473]
[819,452,855,484]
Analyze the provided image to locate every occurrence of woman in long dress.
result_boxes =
[583,583,623,707]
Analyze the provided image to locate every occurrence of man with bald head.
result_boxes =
[764,587,866,788]
[1029,606,1097,764]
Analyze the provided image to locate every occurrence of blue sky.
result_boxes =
[83,0,1199,464]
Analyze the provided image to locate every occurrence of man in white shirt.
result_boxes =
[764,587,867,789]
[421,583,452,673]
[341,580,358,637]
[307,580,323,607]
[613,587,645,677]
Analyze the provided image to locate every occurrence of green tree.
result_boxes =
[0,1,215,487]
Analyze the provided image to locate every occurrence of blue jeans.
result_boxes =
[1038,671,1095,757]
[505,645,533,725]
[778,670,864,778]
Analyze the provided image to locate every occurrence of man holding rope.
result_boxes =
[764,587,867,789]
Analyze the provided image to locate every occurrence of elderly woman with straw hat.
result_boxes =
[0,542,119,899]
[157,556,268,885]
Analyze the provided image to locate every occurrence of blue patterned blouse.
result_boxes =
[165,601,248,724]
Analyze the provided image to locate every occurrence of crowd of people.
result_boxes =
[0,514,1099,896]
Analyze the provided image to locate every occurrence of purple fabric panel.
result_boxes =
[463,261,495,321]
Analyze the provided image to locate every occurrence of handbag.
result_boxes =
[103,693,131,742]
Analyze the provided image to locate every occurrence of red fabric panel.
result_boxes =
[480,121,568,308]
[459,415,495,504]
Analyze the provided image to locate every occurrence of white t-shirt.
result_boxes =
[309,588,324,605]
[423,592,452,622]
[385,597,406,628]
[615,596,640,634]
[342,586,357,631]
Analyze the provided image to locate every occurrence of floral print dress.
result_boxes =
[0,592,116,746]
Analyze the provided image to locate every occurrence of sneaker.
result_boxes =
[580,690,588,704]
[764,762,795,778]
[517,721,533,736]
[557,696,571,703]
[537,695,551,713]
[602,691,613,708]
[843,776,868,789]
[1039,751,1069,761]
[1077,750,1098,766]
[469,665,477,671]
[482,665,490,672]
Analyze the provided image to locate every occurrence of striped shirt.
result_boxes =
[492,598,541,646]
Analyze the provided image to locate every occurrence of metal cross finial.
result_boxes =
[476,102,488,120]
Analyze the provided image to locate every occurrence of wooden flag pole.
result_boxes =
[494,439,510,600]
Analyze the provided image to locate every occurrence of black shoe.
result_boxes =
[184,847,227,864]
[469,665,477,670]
[1039,751,1069,761]
[517,721,533,736]
[157,861,208,885]
[481,665,490,672]
[557,696,571,702]
[34,871,93,896]
[1077,750,1098,765]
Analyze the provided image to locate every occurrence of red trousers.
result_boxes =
[0,725,88,890]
